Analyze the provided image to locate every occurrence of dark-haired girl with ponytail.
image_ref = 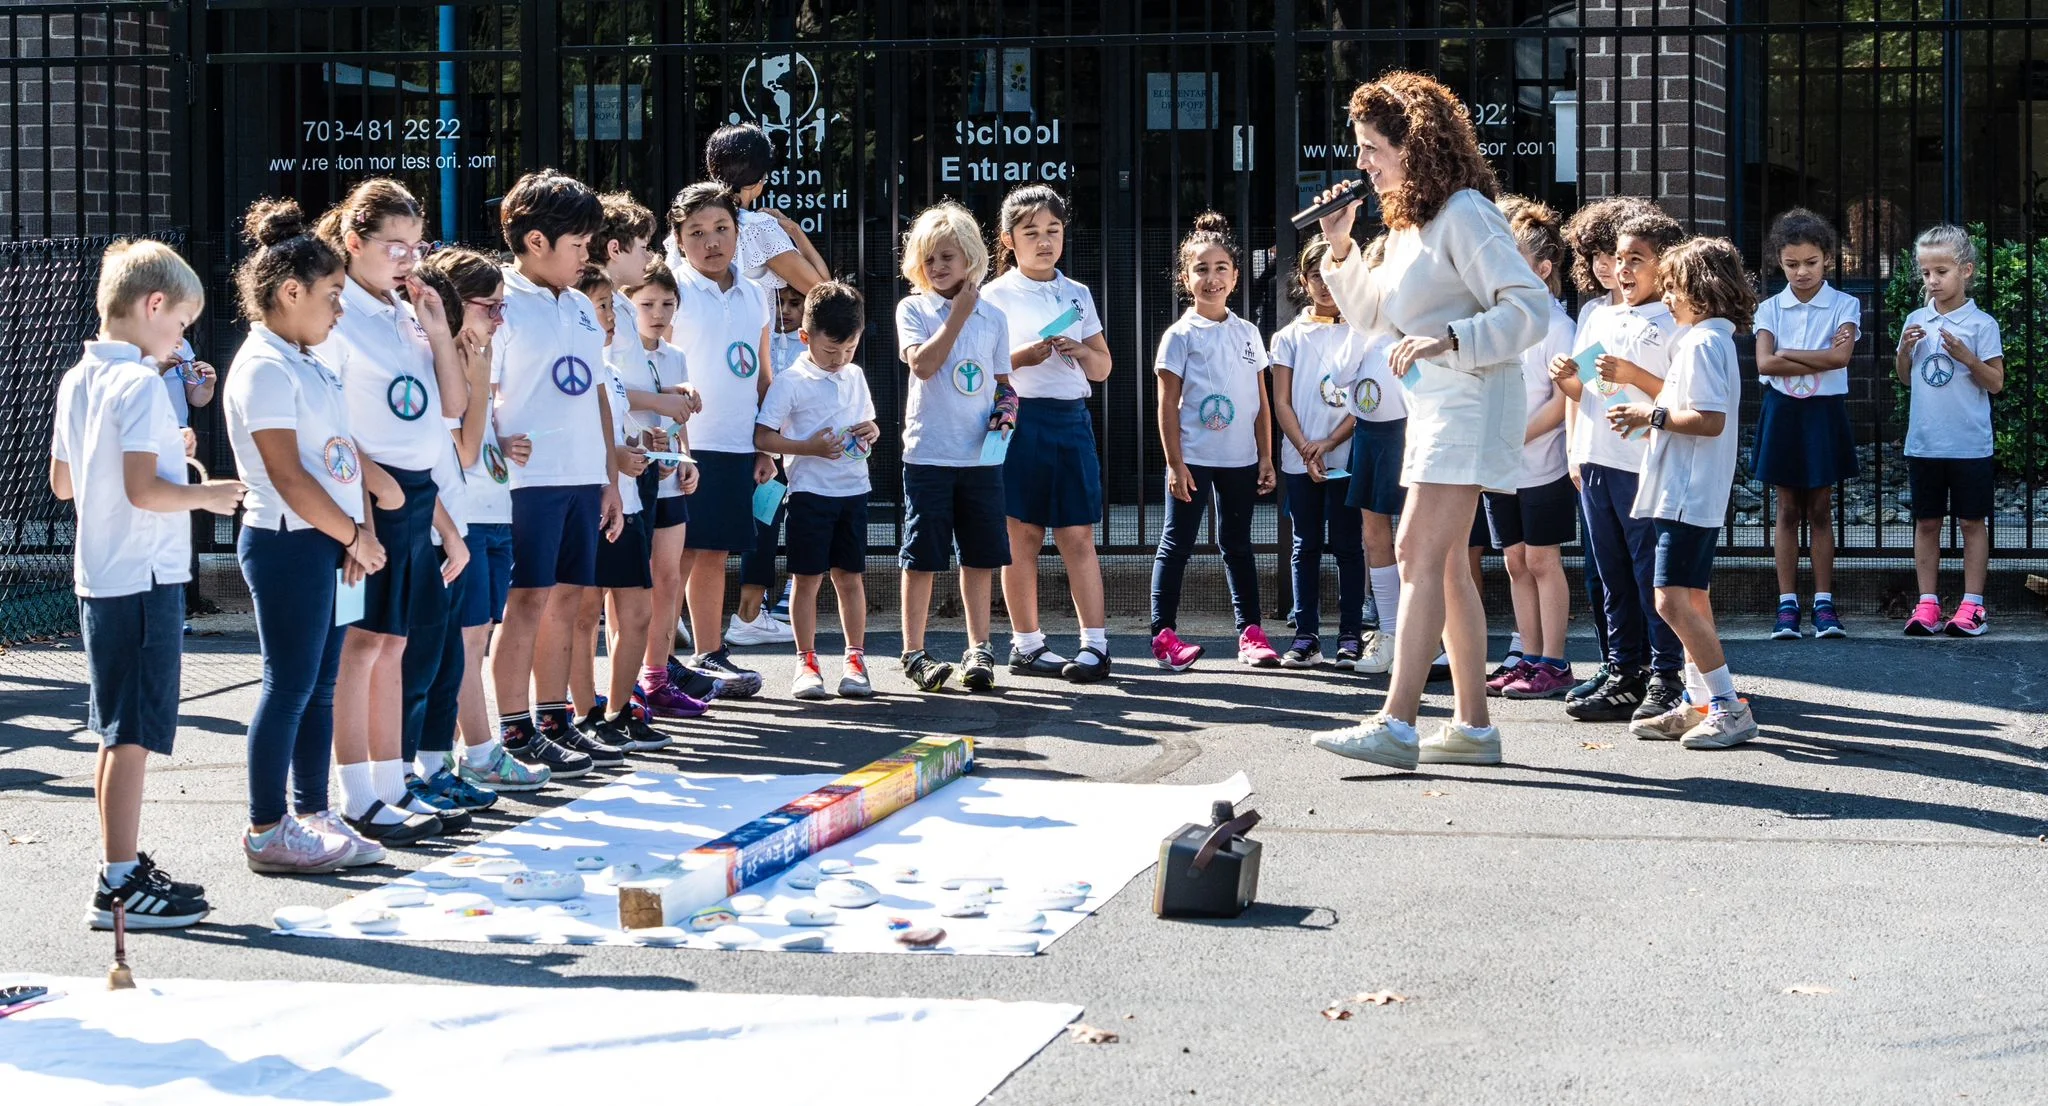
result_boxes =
[226,198,392,875]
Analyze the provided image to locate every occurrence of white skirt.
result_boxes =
[1398,356,1527,494]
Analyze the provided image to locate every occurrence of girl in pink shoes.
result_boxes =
[1149,212,1278,670]
[1896,224,2004,637]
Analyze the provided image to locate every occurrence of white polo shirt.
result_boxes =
[979,268,1104,400]
[1515,299,1576,488]
[770,328,805,376]
[160,337,196,428]
[1269,315,1358,475]
[452,418,513,526]
[611,338,683,439]
[490,265,611,488]
[49,341,191,597]
[1156,308,1270,469]
[323,276,446,473]
[604,363,643,515]
[670,260,770,455]
[1568,300,1677,473]
[226,324,366,533]
[1903,299,2002,459]
[757,354,877,497]
[1328,331,1407,425]
[895,291,1011,467]
[1756,281,1861,398]
[1635,318,1740,527]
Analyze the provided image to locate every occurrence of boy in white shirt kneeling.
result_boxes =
[754,282,879,699]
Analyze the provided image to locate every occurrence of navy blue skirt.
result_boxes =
[1752,389,1857,490]
[1004,397,1102,529]
[358,465,447,637]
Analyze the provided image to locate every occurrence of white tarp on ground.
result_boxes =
[279,771,1252,955]
[0,975,1081,1106]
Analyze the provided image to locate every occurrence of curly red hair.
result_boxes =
[1346,71,1498,230]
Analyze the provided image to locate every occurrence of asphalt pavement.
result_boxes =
[4,616,2047,1104]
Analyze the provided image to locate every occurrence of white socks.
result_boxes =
[1702,665,1738,708]
[101,859,139,887]
[1013,628,1069,664]
[372,759,407,805]
[339,762,382,821]
[1505,632,1524,662]
[1683,662,1708,706]
[1076,627,1107,664]
[464,738,502,771]
[1369,565,1400,640]
[1813,591,1832,605]
[1963,592,1984,606]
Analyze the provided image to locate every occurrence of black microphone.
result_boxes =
[1290,179,1370,231]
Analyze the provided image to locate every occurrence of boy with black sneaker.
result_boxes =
[53,240,246,927]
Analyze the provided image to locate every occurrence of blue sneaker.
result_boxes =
[424,767,499,812]
[1812,600,1846,639]
[1769,600,1802,641]
[403,775,475,832]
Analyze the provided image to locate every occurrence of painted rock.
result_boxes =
[635,926,688,947]
[986,935,1040,955]
[351,909,402,935]
[940,876,1004,891]
[729,893,767,914]
[991,910,1046,933]
[376,886,428,909]
[572,855,607,871]
[816,878,880,909]
[939,899,987,919]
[782,863,822,890]
[707,924,760,949]
[785,908,838,927]
[895,926,945,948]
[889,866,920,883]
[503,870,583,902]
[818,859,854,875]
[272,905,328,931]
[777,932,828,952]
[1030,889,1088,912]
[423,875,469,890]
[601,863,642,887]
[538,901,590,918]
[686,906,739,932]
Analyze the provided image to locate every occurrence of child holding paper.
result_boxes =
[757,282,878,699]
[54,238,245,921]
[895,201,1017,693]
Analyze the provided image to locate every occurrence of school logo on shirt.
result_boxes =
[838,427,872,460]
[409,318,431,341]
[1242,341,1259,365]
[1197,394,1236,431]
[577,311,600,333]
[483,441,509,484]
[552,354,594,396]
[1352,379,1382,416]
[1785,375,1819,399]
[727,341,759,379]
[1318,374,1344,409]
[386,374,429,421]
[323,437,360,484]
[952,360,986,396]
[1921,351,1957,388]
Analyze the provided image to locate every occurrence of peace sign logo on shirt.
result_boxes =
[1197,394,1236,431]
[1921,351,1957,388]
[839,427,873,460]
[1352,379,1382,416]
[952,360,986,396]
[726,341,759,379]
[483,441,509,484]
[323,436,360,484]
[1318,374,1345,409]
[552,355,594,396]
[386,374,429,421]
[1785,375,1819,399]
[1592,375,1623,398]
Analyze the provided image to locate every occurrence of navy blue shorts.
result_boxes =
[1004,397,1102,529]
[1344,418,1408,515]
[80,582,183,753]
[510,484,602,589]
[786,491,868,576]
[457,523,514,627]
[654,494,690,529]
[1752,389,1858,490]
[1652,518,1719,590]
[360,465,448,635]
[1484,474,1579,549]
[683,450,760,552]
[595,513,654,590]
[1907,456,1994,521]
[902,463,1012,572]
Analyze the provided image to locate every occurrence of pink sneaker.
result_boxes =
[1943,600,1987,637]
[1151,628,1204,672]
[1486,661,1533,696]
[1903,598,1944,637]
[1237,625,1281,667]
[1502,662,1575,700]
[641,680,709,718]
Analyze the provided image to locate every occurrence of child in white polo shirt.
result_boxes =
[1606,237,1758,749]
[1150,212,1275,672]
[51,239,244,927]
[756,282,878,699]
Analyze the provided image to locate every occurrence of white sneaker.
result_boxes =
[838,653,875,698]
[1419,721,1503,765]
[1681,702,1758,749]
[298,810,387,867]
[791,656,829,700]
[1352,630,1394,674]
[727,612,795,647]
[1629,699,1695,741]
[1309,713,1420,769]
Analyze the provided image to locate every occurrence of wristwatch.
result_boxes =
[1445,324,1460,353]
[1649,407,1669,430]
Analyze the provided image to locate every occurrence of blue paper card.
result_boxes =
[1572,341,1607,383]
[335,569,365,628]
[642,450,695,464]
[1039,305,1081,338]
[753,478,787,525]
[1320,468,1350,480]
[1397,362,1420,390]
[979,429,1012,465]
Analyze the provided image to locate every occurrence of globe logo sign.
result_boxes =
[727,341,759,379]
[386,374,429,421]
[731,53,825,158]
[552,355,594,396]
[1197,393,1235,431]
[322,436,360,484]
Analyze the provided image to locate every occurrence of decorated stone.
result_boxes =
[785,908,838,927]
[350,909,402,935]
[816,878,881,909]
[776,932,828,952]
[889,866,920,883]
[485,919,539,943]
[272,905,328,931]
[686,905,739,932]
[895,926,945,948]
[729,893,767,914]
[503,869,583,902]
[992,910,1046,933]
[782,863,822,891]
[707,924,761,949]
[940,899,987,919]
[572,855,607,871]
[939,875,1004,890]
[423,875,469,890]
[1030,888,1088,912]
[537,901,590,918]
[635,926,688,947]
[601,863,642,887]
[818,859,854,875]
[375,886,428,909]
[985,935,1041,955]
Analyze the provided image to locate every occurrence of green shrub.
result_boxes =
[1884,224,2048,480]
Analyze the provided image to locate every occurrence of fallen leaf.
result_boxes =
[1067,1023,1120,1044]
[6,834,37,845]
[1783,984,1834,995]
[1122,1013,1136,1020]
[1354,991,1408,1006]
[1319,1004,1354,1021]
[1323,990,1409,1019]
[1580,741,1614,750]
[1422,790,1448,798]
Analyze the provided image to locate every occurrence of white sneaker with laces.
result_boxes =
[727,612,795,647]
[1629,700,1695,741]
[1310,713,1420,769]
[1352,630,1394,674]
[299,810,387,867]
[1682,702,1758,749]
[1419,721,1503,765]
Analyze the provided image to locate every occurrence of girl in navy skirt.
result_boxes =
[1752,208,1861,640]
[981,185,1116,682]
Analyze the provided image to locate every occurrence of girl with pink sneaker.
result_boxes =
[1150,212,1278,670]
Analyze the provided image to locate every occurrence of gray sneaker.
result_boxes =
[1681,702,1759,749]
[1629,700,1696,741]
[838,652,875,698]
[299,810,387,868]
[1310,713,1420,770]
[1418,721,1503,765]
[244,815,354,875]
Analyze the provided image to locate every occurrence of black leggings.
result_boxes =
[1151,463,1262,635]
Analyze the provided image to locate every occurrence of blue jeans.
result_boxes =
[239,524,347,827]
[1578,463,1681,673]
[1152,464,1261,635]
[1282,471,1365,639]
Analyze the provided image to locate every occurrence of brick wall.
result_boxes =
[0,7,175,238]
[1579,0,1731,236]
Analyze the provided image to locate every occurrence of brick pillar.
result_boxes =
[1579,0,1731,237]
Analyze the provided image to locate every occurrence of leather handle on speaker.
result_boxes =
[1188,810,1261,873]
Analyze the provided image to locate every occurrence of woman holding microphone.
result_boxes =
[1303,71,1549,769]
